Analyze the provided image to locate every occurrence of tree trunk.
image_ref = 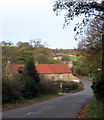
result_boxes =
[102,34,104,73]
[101,23,104,73]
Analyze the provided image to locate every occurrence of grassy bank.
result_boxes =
[3,93,59,109]
[85,99,104,118]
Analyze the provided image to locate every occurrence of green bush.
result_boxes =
[39,80,60,94]
[62,56,70,61]
[91,72,104,103]
[2,78,22,104]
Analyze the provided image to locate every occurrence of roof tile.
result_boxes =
[10,64,72,74]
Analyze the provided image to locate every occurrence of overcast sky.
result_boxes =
[0,0,82,49]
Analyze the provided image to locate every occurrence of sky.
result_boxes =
[0,0,81,49]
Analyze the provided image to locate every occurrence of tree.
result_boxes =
[53,0,104,72]
[0,40,13,46]
[77,18,102,75]
[78,18,102,50]
[35,54,50,64]
[17,45,33,63]
[16,41,32,48]
[2,45,19,79]
[91,72,104,103]
[2,46,18,63]
[30,39,45,48]
[53,1,104,22]
[62,56,70,61]
[33,47,53,64]
[53,0,104,102]
[20,57,40,98]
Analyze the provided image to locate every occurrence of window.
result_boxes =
[60,74,63,78]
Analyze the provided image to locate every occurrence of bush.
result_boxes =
[48,59,60,64]
[39,80,60,94]
[91,72,104,103]
[2,77,22,104]
[62,56,70,61]
[62,82,78,93]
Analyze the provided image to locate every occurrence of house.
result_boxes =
[36,64,72,81]
[10,64,72,81]
[53,53,68,60]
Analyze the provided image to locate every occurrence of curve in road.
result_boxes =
[2,78,94,118]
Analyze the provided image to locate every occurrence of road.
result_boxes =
[2,78,93,118]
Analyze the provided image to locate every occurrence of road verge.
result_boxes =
[78,98,104,118]
[2,94,61,111]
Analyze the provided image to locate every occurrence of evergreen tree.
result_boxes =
[21,57,40,99]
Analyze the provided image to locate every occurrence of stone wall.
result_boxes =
[40,73,73,82]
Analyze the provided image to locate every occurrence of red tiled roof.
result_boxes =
[10,64,72,74]
[10,64,24,74]
[36,64,72,74]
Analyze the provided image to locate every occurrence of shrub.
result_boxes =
[62,56,70,61]
[91,72,104,103]
[2,77,22,104]
[39,80,60,94]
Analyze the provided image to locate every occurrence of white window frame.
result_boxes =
[60,74,63,78]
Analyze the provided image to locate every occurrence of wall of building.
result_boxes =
[53,57,58,60]
[40,73,72,82]
[53,56,63,60]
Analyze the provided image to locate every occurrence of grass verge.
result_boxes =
[2,93,60,110]
[84,98,104,118]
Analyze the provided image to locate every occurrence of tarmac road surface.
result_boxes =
[2,78,93,118]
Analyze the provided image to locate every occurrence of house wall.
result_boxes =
[53,57,58,60]
[53,56,63,60]
[57,56,63,60]
[40,73,72,82]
